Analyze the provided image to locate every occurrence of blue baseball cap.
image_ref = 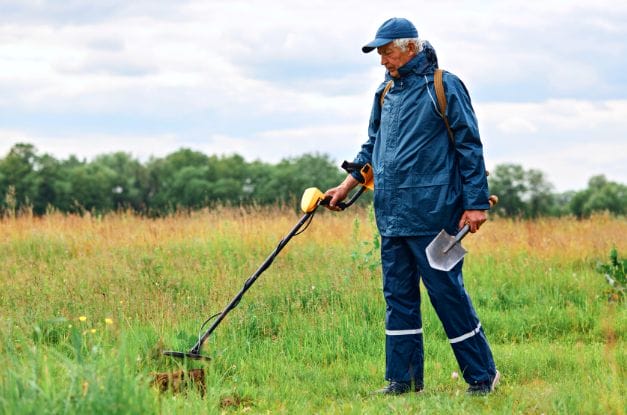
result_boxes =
[362,18,419,53]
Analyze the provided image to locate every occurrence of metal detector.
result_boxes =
[163,163,373,361]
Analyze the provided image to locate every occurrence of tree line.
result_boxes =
[1,143,625,218]
[487,164,626,219]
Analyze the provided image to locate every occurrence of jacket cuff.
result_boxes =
[350,170,364,183]
[463,189,490,210]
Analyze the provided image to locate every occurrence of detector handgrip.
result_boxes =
[317,187,364,211]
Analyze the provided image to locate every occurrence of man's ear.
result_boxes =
[408,41,417,56]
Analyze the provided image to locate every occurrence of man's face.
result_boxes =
[377,42,415,78]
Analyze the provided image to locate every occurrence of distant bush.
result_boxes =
[0,143,344,216]
[1,143,625,218]
[596,247,626,302]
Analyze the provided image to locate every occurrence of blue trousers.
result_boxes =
[381,235,496,386]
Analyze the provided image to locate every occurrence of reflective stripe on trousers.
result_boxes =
[449,323,481,344]
[386,328,423,336]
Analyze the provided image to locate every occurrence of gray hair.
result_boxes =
[393,38,424,53]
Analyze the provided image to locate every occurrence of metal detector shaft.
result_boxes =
[185,210,315,356]
[165,179,370,360]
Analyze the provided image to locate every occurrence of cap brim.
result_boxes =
[362,38,393,53]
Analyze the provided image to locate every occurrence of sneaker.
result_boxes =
[467,370,500,396]
[375,381,412,395]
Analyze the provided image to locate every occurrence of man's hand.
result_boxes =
[324,175,359,211]
[458,210,487,233]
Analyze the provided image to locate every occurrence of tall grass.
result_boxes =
[0,208,625,414]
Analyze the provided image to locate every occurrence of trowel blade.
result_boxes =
[425,229,468,271]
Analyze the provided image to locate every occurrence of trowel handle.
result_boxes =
[443,195,497,254]
[456,224,471,241]
[443,224,470,254]
[453,195,499,237]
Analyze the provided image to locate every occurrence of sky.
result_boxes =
[0,0,626,192]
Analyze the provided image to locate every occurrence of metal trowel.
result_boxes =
[426,195,499,271]
[426,224,471,271]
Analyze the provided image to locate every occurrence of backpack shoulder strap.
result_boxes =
[379,71,454,146]
[434,69,455,145]
[379,80,394,108]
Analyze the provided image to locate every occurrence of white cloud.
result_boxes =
[478,99,627,133]
[477,99,627,191]
[1,0,626,194]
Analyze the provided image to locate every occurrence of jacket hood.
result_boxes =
[395,40,439,78]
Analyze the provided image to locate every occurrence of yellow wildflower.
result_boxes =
[79,316,87,322]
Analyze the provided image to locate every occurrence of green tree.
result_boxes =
[0,143,40,213]
[208,154,250,204]
[92,152,149,211]
[66,162,117,213]
[570,175,627,218]
[488,163,555,218]
[253,153,345,206]
[146,149,210,213]
[170,166,213,209]
[550,191,576,217]
[31,154,65,215]
[526,169,555,218]
[53,156,85,213]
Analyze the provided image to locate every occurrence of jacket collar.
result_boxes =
[395,41,439,79]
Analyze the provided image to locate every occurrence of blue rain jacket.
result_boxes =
[352,42,489,237]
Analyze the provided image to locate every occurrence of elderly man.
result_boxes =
[325,17,499,395]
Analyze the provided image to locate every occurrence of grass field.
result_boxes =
[0,207,625,414]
